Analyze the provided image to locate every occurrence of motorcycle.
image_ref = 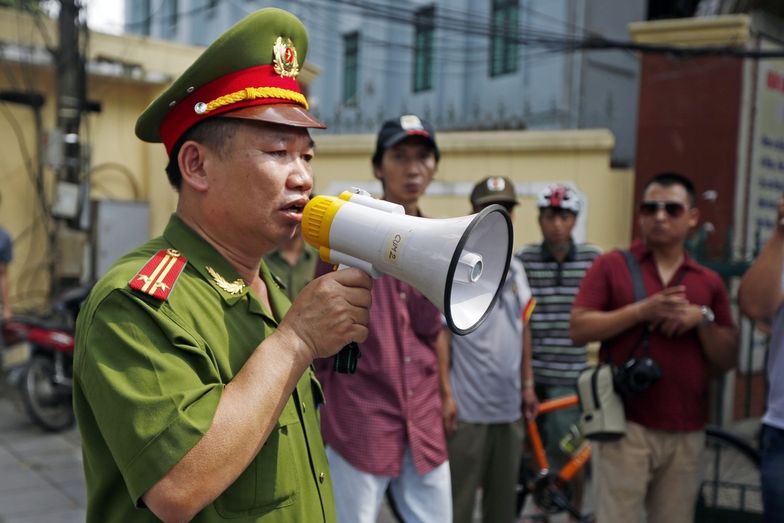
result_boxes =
[0,284,91,432]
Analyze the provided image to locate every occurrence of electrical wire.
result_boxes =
[89,162,142,199]
[68,0,784,61]
[0,101,55,307]
[0,103,47,214]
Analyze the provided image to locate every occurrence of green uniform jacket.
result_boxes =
[74,214,336,522]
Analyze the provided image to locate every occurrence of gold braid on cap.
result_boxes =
[202,86,308,114]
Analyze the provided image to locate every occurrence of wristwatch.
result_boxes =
[700,306,715,326]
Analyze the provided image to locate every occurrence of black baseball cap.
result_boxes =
[372,114,440,166]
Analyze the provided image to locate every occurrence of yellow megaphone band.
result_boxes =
[301,195,348,254]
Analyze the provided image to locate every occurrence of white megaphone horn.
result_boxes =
[301,189,513,337]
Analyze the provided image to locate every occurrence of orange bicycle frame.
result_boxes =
[525,394,591,484]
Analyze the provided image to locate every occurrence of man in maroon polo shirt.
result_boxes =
[314,115,450,523]
[570,172,737,523]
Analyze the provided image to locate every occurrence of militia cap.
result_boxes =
[135,8,325,155]
[470,176,518,207]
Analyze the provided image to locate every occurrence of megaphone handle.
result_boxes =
[334,342,361,374]
[330,262,364,374]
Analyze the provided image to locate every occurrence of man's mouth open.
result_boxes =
[281,202,305,221]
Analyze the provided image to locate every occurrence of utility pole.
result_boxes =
[56,0,85,201]
[53,0,87,295]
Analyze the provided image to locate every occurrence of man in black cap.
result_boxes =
[314,115,452,523]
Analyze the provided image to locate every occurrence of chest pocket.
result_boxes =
[213,399,301,517]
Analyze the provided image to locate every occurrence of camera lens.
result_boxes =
[630,370,651,391]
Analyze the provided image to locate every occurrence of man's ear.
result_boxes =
[178,141,209,192]
[688,206,700,229]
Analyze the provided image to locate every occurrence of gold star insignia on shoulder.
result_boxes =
[206,266,246,295]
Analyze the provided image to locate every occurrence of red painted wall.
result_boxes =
[635,55,743,258]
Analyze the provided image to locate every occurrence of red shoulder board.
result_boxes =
[129,248,187,301]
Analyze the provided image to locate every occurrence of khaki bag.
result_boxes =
[576,363,626,441]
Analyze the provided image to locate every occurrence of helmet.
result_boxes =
[537,184,581,213]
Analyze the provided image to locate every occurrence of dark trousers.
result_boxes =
[761,423,784,523]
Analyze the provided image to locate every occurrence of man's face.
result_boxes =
[203,121,314,253]
[374,137,437,208]
[637,182,698,247]
[538,208,577,245]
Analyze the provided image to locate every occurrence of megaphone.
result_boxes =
[302,189,513,372]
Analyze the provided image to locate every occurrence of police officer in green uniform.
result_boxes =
[73,8,372,522]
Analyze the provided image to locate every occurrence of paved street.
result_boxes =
[0,397,85,523]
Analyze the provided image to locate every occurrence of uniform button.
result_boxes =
[407,389,413,397]
[399,291,407,300]
[404,356,412,363]
[319,472,326,483]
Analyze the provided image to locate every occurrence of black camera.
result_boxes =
[614,357,662,397]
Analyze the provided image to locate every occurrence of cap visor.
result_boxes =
[223,103,326,129]
[383,130,435,149]
[474,197,518,207]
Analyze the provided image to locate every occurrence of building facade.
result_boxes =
[125,0,646,166]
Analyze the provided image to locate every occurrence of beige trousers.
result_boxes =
[594,421,705,523]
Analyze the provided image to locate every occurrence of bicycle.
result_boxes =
[696,425,762,522]
[516,393,595,523]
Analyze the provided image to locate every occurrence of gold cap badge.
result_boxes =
[273,36,299,78]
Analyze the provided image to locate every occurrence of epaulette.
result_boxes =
[129,248,187,301]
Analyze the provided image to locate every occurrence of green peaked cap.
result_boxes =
[135,8,321,153]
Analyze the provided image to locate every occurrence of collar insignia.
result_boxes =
[206,266,246,295]
[273,36,300,78]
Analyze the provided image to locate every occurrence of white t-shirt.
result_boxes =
[449,257,534,424]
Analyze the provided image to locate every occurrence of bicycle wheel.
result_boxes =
[695,425,763,522]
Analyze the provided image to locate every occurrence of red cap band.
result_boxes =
[159,64,306,154]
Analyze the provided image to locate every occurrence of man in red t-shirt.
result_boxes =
[570,172,737,523]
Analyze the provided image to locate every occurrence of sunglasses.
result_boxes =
[639,201,688,218]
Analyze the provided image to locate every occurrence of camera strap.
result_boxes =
[621,250,687,360]
[621,250,651,360]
